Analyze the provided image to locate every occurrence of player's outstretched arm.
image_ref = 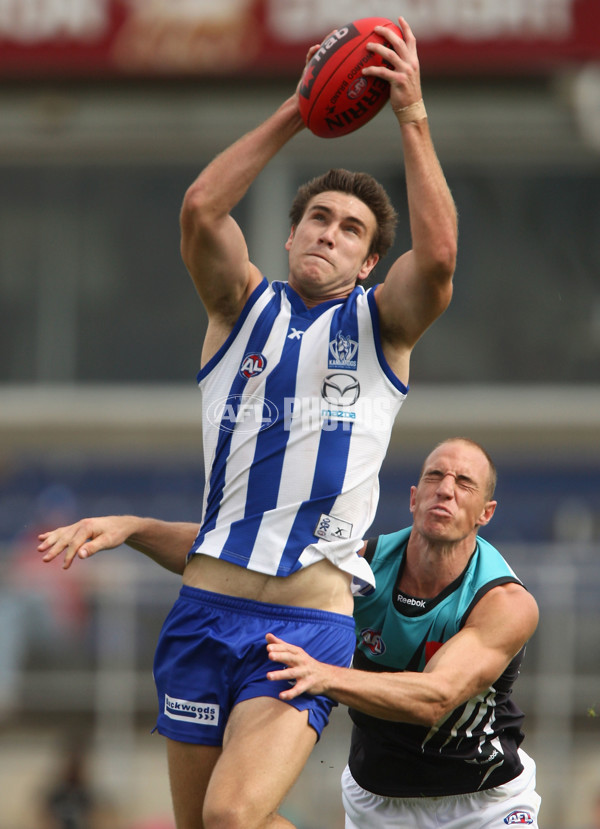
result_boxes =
[266,583,538,726]
[38,515,197,574]
[180,95,305,332]
[179,53,318,367]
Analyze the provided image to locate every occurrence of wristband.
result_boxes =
[392,99,427,124]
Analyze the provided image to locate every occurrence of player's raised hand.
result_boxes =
[366,16,423,114]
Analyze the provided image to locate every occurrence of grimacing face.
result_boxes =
[285,191,379,299]
[410,440,497,544]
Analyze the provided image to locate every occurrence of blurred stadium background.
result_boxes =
[1,1,599,827]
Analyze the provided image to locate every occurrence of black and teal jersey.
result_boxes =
[349,527,530,797]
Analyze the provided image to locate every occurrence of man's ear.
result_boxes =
[409,485,417,514]
[476,500,497,528]
[284,226,296,251]
[356,252,379,282]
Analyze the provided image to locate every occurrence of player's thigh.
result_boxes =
[205,696,318,826]
[166,738,221,829]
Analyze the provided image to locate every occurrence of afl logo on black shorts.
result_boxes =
[239,352,267,379]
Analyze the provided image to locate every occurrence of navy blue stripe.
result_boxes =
[284,282,348,320]
[222,312,306,562]
[197,288,281,542]
[367,287,409,394]
[276,419,354,576]
[197,278,269,383]
[328,287,361,370]
[276,287,363,575]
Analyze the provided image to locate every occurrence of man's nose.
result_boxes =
[436,473,456,496]
[319,226,335,245]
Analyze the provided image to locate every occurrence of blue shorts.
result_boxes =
[153,585,356,746]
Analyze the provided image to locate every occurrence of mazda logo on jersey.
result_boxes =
[321,373,360,406]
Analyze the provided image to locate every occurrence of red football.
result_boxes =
[298,17,402,139]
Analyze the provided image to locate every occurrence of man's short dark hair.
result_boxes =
[289,168,398,261]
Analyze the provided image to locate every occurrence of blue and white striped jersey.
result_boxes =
[188,278,408,592]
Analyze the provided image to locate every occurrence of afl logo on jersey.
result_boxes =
[239,352,267,379]
[503,812,534,825]
[359,627,385,656]
[206,394,279,433]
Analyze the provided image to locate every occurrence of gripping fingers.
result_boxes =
[367,27,409,67]
[306,43,321,63]
[365,19,422,109]
[266,666,304,700]
[296,43,321,95]
[397,16,415,45]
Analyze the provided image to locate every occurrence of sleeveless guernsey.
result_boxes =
[350,528,529,795]
[188,279,407,593]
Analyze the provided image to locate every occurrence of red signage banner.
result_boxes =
[0,0,599,79]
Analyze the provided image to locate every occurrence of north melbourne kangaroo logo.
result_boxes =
[329,329,358,369]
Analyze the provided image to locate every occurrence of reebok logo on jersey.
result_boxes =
[165,694,220,726]
[396,595,426,608]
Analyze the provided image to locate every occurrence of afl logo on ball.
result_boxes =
[239,352,267,379]
[348,77,369,100]
[321,373,360,406]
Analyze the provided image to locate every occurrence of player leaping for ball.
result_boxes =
[40,16,457,829]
